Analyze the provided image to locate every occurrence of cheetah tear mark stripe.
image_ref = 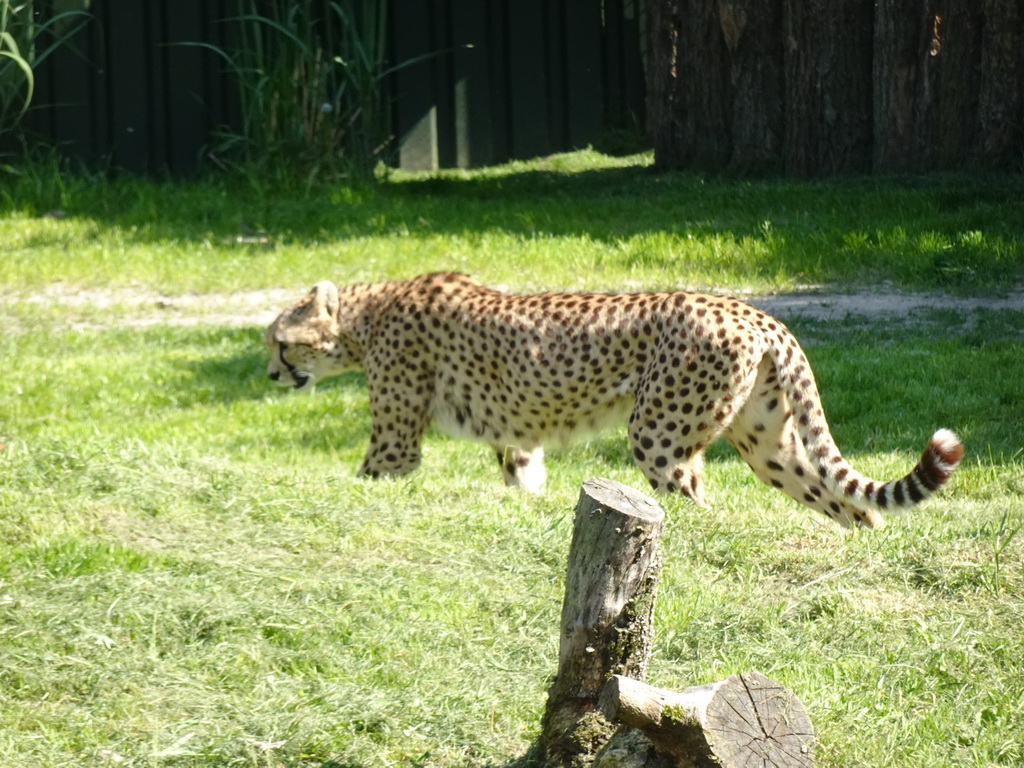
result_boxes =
[278,343,314,389]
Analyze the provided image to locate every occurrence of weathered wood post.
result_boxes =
[539,478,665,768]
[539,478,816,768]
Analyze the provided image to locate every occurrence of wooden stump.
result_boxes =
[599,673,815,768]
[538,478,816,767]
[539,478,665,768]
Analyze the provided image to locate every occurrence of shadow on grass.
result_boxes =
[13,159,1024,292]
[184,348,270,401]
[296,743,544,768]
[286,747,543,768]
[176,347,366,404]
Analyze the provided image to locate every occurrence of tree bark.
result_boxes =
[540,478,665,768]
[599,673,815,768]
[722,1,784,173]
[646,0,1023,175]
[645,0,683,165]
[973,0,1024,166]
[872,0,984,172]
[782,0,873,176]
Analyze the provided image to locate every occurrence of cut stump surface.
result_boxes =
[601,672,815,767]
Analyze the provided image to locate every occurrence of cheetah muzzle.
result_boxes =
[265,272,964,528]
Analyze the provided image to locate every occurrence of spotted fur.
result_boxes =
[265,272,963,528]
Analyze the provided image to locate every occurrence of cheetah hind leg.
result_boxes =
[495,446,547,494]
[628,348,768,507]
[628,416,720,508]
[723,357,882,529]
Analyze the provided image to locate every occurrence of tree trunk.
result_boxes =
[721,1,784,172]
[927,1,984,169]
[643,0,793,174]
[782,0,873,176]
[540,478,665,768]
[973,0,1024,167]
[647,0,733,170]
[872,0,984,172]
[599,673,815,768]
[646,0,1023,175]
[644,0,682,165]
[649,0,784,172]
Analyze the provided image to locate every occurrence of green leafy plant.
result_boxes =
[0,0,89,146]
[0,2,34,131]
[195,0,393,184]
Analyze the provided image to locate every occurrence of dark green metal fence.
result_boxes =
[18,0,644,174]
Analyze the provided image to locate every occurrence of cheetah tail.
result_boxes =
[819,428,964,514]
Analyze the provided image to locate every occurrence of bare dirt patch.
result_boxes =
[9,285,297,331]
[7,283,1024,331]
[749,286,1024,323]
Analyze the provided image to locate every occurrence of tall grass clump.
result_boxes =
[198,0,390,184]
[0,0,89,149]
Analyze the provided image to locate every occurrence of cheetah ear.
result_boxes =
[309,281,339,318]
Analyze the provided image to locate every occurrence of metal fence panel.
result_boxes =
[16,0,644,174]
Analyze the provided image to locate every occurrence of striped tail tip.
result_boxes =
[922,428,964,484]
[894,428,963,508]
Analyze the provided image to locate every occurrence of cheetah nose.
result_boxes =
[268,371,280,381]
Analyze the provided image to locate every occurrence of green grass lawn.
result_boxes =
[1,151,1023,768]
[3,149,1024,295]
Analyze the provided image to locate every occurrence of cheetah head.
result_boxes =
[265,281,355,390]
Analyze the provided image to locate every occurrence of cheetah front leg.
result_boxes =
[358,367,432,480]
[358,420,425,479]
[494,446,547,493]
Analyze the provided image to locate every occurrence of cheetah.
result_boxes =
[265,272,963,528]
